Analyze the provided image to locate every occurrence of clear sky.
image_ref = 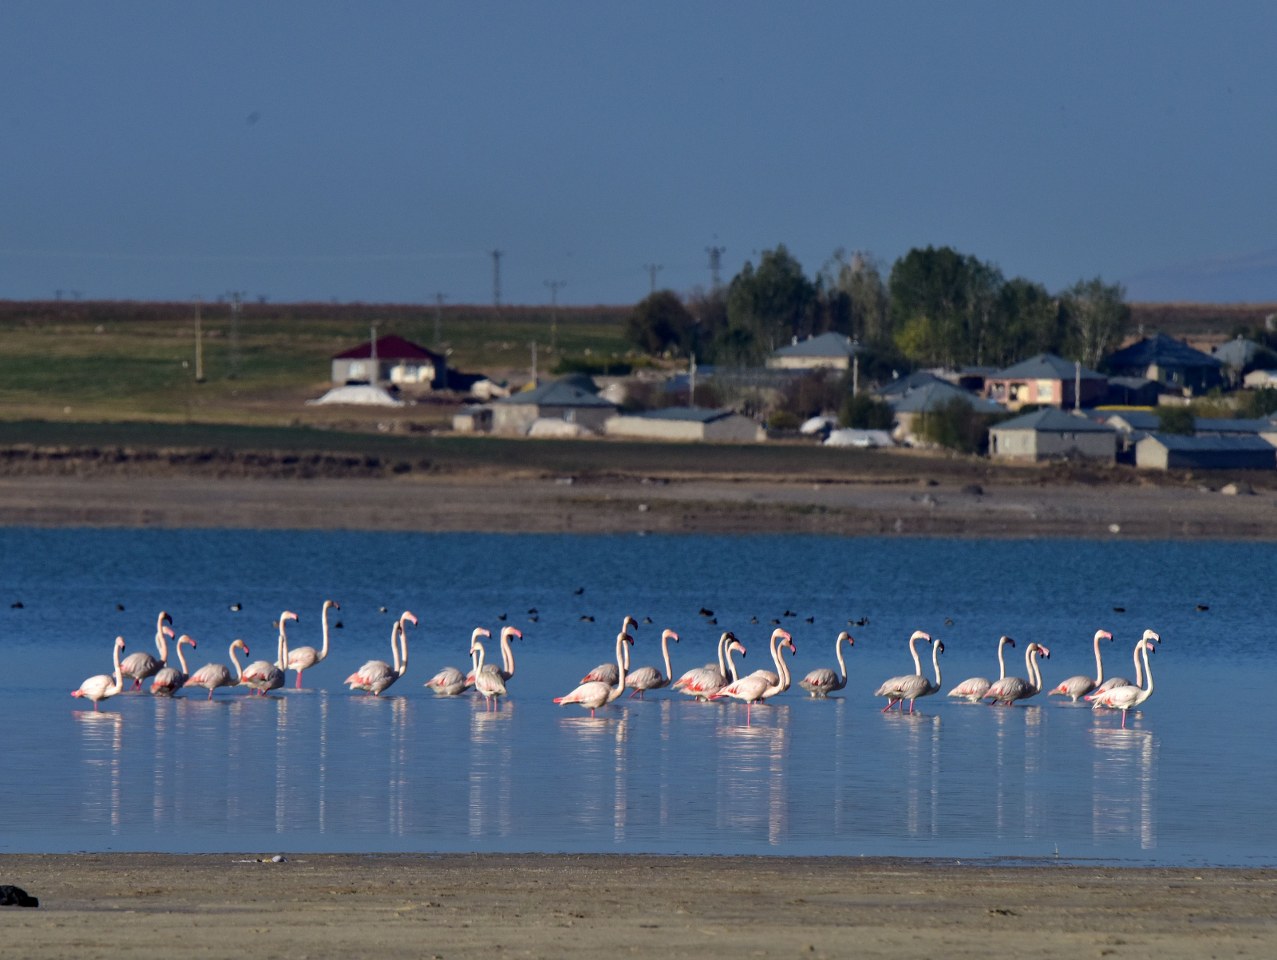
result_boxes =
[3,1,1275,307]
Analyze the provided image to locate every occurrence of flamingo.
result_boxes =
[464,625,522,689]
[1093,629,1162,698]
[874,630,932,709]
[183,639,250,700]
[582,615,638,684]
[1048,629,1114,702]
[744,628,796,688]
[799,631,853,698]
[470,636,507,711]
[554,630,633,718]
[1086,639,1157,727]
[346,611,416,696]
[286,600,338,688]
[673,632,746,700]
[72,636,126,710]
[426,627,488,696]
[710,630,796,723]
[240,610,295,696]
[626,628,679,699]
[120,611,174,691]
[880,639,945,713]
[983,642,1051,706]
[150,635,197,696]
[948,635,1016,703]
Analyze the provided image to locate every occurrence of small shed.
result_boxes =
[491,378,618,436]
[1135,433,1277,471]
[604,407,764,443]
[331,335,445,388]
[988,407,1117,463]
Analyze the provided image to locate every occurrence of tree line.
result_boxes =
[627,244,1129,373]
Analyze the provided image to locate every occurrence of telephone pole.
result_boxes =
[490,249,503,307]
[544,280,566,352]
[227,291,243,379]
[193,298,205,383]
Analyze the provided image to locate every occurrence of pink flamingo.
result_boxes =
[880,639,945,713]
[982,642,1051,706]
[72,636,127,711]
[1048,629,1114,702]
[626,628,679,699]
[873,630,932,709]
[426,627,488,696]
[183,639,250,700]
[1086,638,1157,727]
[470,635,507,711]
[286,600,338,688]
[743,628,795,689]
[799,631,853,698]
[120,611,174,690]
[346,611,416,696]
[710,630,796,723]
[240,610,295,696]
[554,631,633,718]
[672,631,737,699]
[1092,629,1161,699]
[581,615,637,685]
[150,634,197,696]
[464,625,521,689]
[948,635,1016,703]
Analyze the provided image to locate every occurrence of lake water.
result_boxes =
[0,529,1272,865]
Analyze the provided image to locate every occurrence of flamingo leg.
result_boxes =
[295,672,303,689]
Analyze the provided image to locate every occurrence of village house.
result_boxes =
[604,406,765,443]
[490,377,619,436]
[331,334,445,388]
[885,378,1005,446]
[983,353,1108,412]
[987,407,1117,463]
[765,332,860,371]
[1134,433,1277,471]
[1104,332,1223,395]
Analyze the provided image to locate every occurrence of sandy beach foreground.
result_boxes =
[1,853,1274,959]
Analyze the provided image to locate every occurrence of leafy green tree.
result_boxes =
[820,249,891,345]
[626,290,695,356]
[1238,387,1277,418]
[1157,405,1195,435]
[990,278,1064,366]
[722,245,817,362]
[916,397,1003,454]
[888,246,1005,368]
[1061,277,1129,369]
[840,393,895,430]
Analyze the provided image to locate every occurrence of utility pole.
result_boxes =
[544,279,566,352]
[490,249,503,307]
[227,291,243,379]
[689,353,697,408]
[433,292,446,352]
[530,340,538,385]
[370,322,379,386]
[705,245,726,292]
[643,263,663,295]
[194,298,205,383]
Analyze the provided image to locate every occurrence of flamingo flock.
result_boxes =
[68,603,1167,728]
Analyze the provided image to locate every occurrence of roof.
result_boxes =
[1211,337,1263,369]
[636,406,741,424]
[1105,333,1221,370]
[771,331,859,359]
[1138,433,1276,453]
[991,407,1116,433]
[990,353,1106,381]
[888,380,1005,414]
[494,378,617,408]
[1103,410,1161,432]
[876,370,949,398]
[1193,417,1272,435]
[332,334,442,362]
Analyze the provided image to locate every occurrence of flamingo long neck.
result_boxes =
[394,621,411,678]
[931,642,943,688]
[660,632,673,680]
[717,634,728,677]
[1131,637,1145,687]
[229,642,246,681]
[835,636,847,682]
[472,640,487,673]
[771,643,793,695]
[726,643,742,681]
[319,603,333,662]
[109,638,125,695]
[500,629,515,676]
[608,634,628,704]
[276,620,290,670]
[1136,643,1154,700]
[156,624,170,664]
[996,638,1009,680]
[175,638,192,674]
[909,633,924,674]
[1093,633,1105,684]
[1028,645,1042,693]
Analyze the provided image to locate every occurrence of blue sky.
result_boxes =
[3,1,1275,306]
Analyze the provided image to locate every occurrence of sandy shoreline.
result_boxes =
[1,470,1276,538]
[2,853,1274,959]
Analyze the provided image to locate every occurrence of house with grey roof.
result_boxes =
[886,379,1005,445]
[491,378,618,436]
[983,354,1108,411]
[1135,433,1277,471]
[1212,336,1277,386]
[1104,333,1223,395]
[766,332,860,371]
[604,406,764,443]
[988,407,1117,463]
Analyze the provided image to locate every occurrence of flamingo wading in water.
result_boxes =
[948,635,1016,703]
[427,627,488,696]
[799,631,853,698]
[240,611,295,696]
[1086,638,1157,727]
[626,628,679,699]
[710,629,795,724]
[1048,629,1114,702]
[183,639,250,700]
[982,642,1050,706]
[286,600,338,688]
[554,630,633,718]
[874,630,932,710]
[1092,629,1161,700]
[470,635,507,711]
[120,611,173,691]
[150,634,197,697]
[346,611,416,696]
[581,615,637,685]
[672,631,744,701]
[879,639,944,713]
[72,636,127,711]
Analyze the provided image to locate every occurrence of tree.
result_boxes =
[916,397,1003,455]
[1061,277,1129,369]
[626,290,695,356]
[840,393,895,430]
[1156,405,1195,435]
[990,278,1064,366]
[722,245,817,363]
[887,246,1006,368]
[820,249,890,345]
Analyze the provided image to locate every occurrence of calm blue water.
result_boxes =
[0,529,1272,865]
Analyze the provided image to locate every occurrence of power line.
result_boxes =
[705,245,726,292]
